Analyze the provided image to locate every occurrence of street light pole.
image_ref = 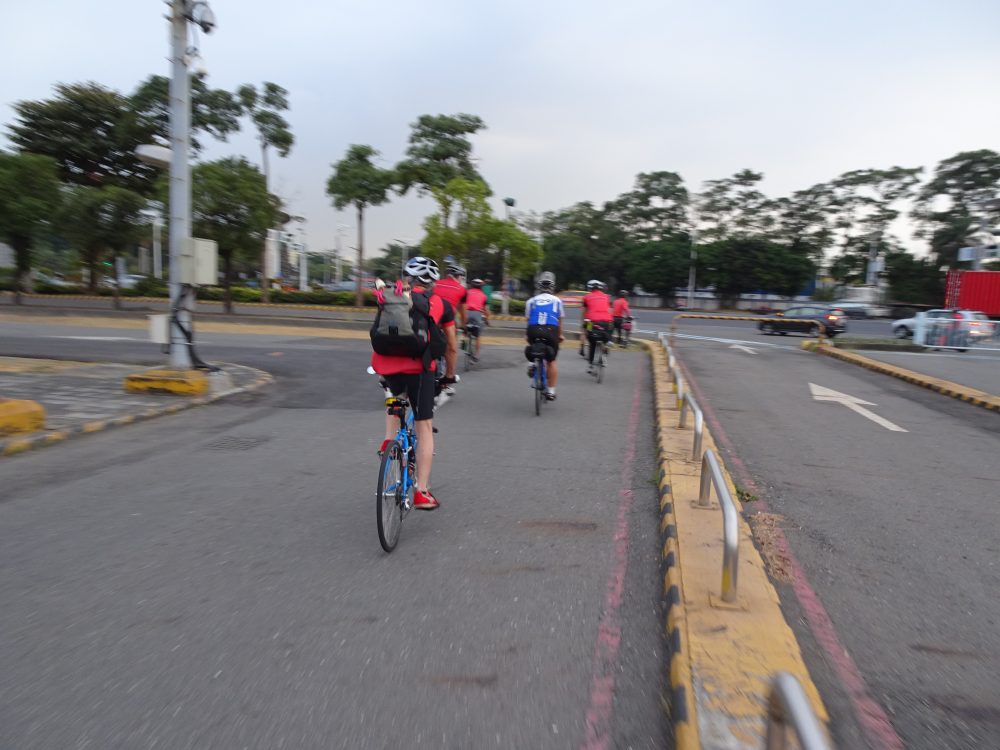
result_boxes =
[168,0,193,368]
[686,230,697,311]
[503,197,515,315]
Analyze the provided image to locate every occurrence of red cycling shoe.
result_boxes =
[413,488,440,511]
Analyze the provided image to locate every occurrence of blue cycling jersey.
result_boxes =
[526,293,564,327]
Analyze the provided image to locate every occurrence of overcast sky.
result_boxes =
[3,0,999,260]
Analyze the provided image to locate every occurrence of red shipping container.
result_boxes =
[945,270,1000,316]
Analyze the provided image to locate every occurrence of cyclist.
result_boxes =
[524,271,564,401]
[581,280,613,374]
[465,277,490,360]
[433,261,467,389]
[372,256,453,511]
[612,290,632,346]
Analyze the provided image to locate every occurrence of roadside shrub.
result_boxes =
[35,281,85,294]
[489,299,526,315]
[133,278,169,298]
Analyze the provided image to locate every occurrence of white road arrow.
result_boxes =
[729,344,758,354]
[809,383,907,432]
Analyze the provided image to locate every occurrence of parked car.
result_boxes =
[758,305,847,337]
[101,274,145,290]
[892,309,995,344]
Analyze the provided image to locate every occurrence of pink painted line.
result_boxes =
[685,372,905,750]
[580,364,643,750]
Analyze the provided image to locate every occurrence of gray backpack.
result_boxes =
[371,287,440,361]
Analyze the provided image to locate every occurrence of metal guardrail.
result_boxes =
[678,391,703,461]
[698,449,739,603]
[766,672,831,750]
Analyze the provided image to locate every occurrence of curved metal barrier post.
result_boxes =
[678,391,703,461]
[766,672,830,750]
[698,449,739,603]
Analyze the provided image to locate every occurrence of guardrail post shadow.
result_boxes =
[696,449,740,606]
[766,672,830,750]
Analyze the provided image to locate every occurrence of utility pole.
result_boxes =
[168,0,193,368]
[503,197,515,314]
[686,230,697,310]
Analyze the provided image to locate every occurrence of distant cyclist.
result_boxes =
[371,256,453,511]
[524,272,564,401]
[612,290,632,346]
[465,278,490,360]
[433,261,467,390]
[581,280,613,374]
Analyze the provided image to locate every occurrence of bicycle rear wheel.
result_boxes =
[534,358,544,416]
[376,442,405,552]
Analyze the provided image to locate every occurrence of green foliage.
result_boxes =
[7,82,158,195]
[133,277,168,297]
[490,298,525,314]
[128,74,242,154]
[701,238,815,304]
[884,249,944,305]
[604,171,689,242]
[696,169,776,241]
[237,82,294,175]
[541,202,628,289]
[395,113,486,198]
[0,151,62,290]
[624,238,690,299]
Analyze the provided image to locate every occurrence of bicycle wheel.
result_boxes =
[376,442,405,552]
[534,358,543,416]
[596,343,605,384]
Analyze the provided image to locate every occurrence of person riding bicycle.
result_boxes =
[581,280,613,373]
[371,256,453,511]
[612,290,632,346]
[524,271,564,401]
[465,278,490,360]
[432,261,467,390]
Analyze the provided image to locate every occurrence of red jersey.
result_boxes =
[582,291,613,322]
[465,288,488,312]
[433,277,467,312]
[371,287,455,375]
[612,297,631,317]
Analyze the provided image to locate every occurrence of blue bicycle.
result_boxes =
[376,387,417,552]
[528,338,550,416]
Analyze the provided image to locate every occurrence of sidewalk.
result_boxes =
[0,357,271,457]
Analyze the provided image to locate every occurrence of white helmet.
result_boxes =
[404,256,440,284]
[586,279,602,290]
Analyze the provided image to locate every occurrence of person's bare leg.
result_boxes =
[548,359,558,388]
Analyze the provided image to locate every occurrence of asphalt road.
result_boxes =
[0,324,665,749]
[673,333,1000,750]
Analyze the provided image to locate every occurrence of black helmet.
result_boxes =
[537,271,556,291]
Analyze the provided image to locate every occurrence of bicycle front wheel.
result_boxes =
[376,442,405,552]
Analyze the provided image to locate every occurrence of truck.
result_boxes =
[944,270,1000,317]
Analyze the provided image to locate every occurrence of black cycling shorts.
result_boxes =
[587,321,613,342]
[384,370,436,421]
[526,324,560,362]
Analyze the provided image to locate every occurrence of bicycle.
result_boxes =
[376,383,417,552]
[584,320,609,384]
[462,323,481,371]
[527,338,550,416]
[621,315,633,347]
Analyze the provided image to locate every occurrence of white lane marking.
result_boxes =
[49,335,145,342]
[729,344,758,354]
[809,383,907,432]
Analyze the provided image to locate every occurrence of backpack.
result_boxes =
[371,287,446,367]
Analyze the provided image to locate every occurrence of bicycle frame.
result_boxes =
[385,396,417,502]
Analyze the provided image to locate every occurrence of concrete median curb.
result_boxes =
[0,399,47,435]
[641,339,829,748]
[812,344,1000,412]
[0,365,272,459]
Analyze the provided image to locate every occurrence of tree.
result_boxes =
[192,158,276,312]
[237,82,293,303]
[772,182,839,263]
[326,145,394,305]
[604,171,690,242]
[700,238,815,307]
[623,237,690,301]
[7,82,157,195]
[395,113,486,226]
[540,202,627,290]
[912,150,1000,267]
[129,74,242,154]
[0,152,62,298]
[695,169,776,241]
[883,249,944,305]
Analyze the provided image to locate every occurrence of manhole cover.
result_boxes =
[204,435,271,451]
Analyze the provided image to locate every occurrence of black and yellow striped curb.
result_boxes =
[5,293,528,322]
[636,340,699,749]
[0,366,273,458]
[811,343,1000,412]
[124,368,210,396]
[0,399,47,436]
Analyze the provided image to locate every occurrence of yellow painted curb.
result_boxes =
[124,369,210,396]
[814,346,1000,412]
[0,399,47,435]
[648,340,829,747]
